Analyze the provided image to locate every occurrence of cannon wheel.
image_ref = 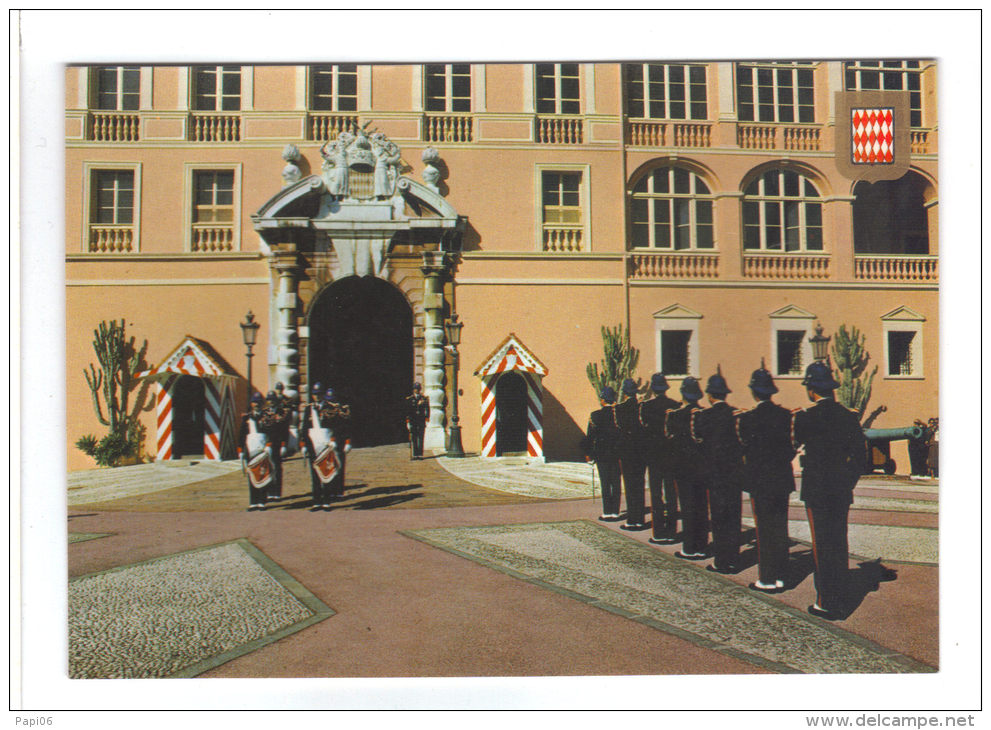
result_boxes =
[883,459,897,475]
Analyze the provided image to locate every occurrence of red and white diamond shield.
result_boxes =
[852,108,894,164]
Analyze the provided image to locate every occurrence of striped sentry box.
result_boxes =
[136,335,240,461]
[474,334,548,458]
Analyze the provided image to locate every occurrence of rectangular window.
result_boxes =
[536,63,580,115]
[193,171,235,224]
[661,330,692,376]
[776,330,805,375]
[95,66,140,110]
[845,60,924,127]
[425,64,471,112]
[737,62,815,123]
[193,66,241,111]
[625,63,708,120]
[311,64,358,111]
[92,170,134,224]
[887,331,916,376]
[542,172,582,225]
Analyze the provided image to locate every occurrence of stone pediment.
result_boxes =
[653,303,703,319]
[768,304,816,319]
[880,305,926,321]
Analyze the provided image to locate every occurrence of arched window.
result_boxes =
[742,169,823,252]
[630,167,714,250]
[852,171,931,255]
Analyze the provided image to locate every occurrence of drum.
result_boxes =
[312,444,340,485]
[246,448,274,489]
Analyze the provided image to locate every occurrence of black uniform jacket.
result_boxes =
[261,404,290,444]
[665,402,702,480]
[238,411,268,454]
[612,396,645,457]
[405,394,430,428]
[581,405,620,462]
[302,402,353,455]
[735,400,796,496]
[792,398,866,508]
[639,394,681,467]
[690,401,744,483]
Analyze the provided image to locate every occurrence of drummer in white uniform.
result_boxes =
[238,393,275,511]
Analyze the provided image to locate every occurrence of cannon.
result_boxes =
[863,426,925,475]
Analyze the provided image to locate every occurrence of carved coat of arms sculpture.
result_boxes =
[320,126,402,201]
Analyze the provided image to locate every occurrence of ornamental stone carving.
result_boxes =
[281,144,303,186]
[319,125,404,202]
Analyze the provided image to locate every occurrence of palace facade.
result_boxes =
[65,60,938,472]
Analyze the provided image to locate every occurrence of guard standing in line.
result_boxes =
[691,368,744,574]
[639,373,681,544]
[238,393,273,511]
[735,361,796,593]
[581,386,622,521]
[792,361,866,619]
[262,390,290,502]
[613,378,648,530]
[666,377,708,560]
[301,382,325,505]
[302,388,353,509]
[404,382,430,460]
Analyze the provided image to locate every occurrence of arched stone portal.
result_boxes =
[852,170,934,255]
[308,276,413,447]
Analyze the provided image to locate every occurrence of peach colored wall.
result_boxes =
[484,64,524,113]
[253,66,297,111]
[153,67,179,110]
[371,65,412,111]
[66,283,271,470]
[65,67,80,109]
[593,63,621,114]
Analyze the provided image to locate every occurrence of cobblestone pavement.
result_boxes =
[435,454,597,499]
[405,520,930,674]
[69,540,332,678]
[68,460,241,506]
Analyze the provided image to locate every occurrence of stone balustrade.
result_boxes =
[542,225,584,252]
[854,254,938,282]
[737,124,777,150]
[743,252,830,279]
[536,116,583,144]
[190,225,234,252]
[424,114,473,143]
[90,112,140,142]
[88,225,135,253]
[629,251,720,279]
[782,125,821,151]
[626,121,712,148]
[911,130,930,155]
[308,113,359,142]
[190,113,241,142]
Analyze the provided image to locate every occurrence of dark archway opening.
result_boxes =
[172,375,205,457]
[495,371,528,455]
[308,276,413,447]
[852,172,931,255]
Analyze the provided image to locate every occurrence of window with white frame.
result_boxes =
[193,66,241,111]
[736,62,815,123]
[625,63,707,120]
[881,306,925,378]
[845,60,923,127]
[654,304,702,378]
[536,63,580,115]
[83,162,141,253]
[539,169,586,252]
[311,64,358,111]
[186,166,240,253]
[768,306,816,377]
[425,64,471,112]
[743,169,823,251]
[630,167,714,250]
[92,170,135,224]
[95,66,140,110]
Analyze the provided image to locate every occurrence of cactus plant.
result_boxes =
[831,324,878,421]
[586,324,642,397]
[80,320,152,465]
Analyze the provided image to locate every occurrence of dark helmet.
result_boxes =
[323,388,338,403]
[250,393,263,405]
[413,382,422,391]
[680,377,703,401]
[705,365,731,396]
[274,381,285,392]
[265,390,277,401]
[802,361,840,391]
[311,381,324,394]
[748,359,778,397]
[650,373,669,393]
[621,378,638,397]
[599,386,617,404]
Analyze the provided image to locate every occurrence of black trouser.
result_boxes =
[646,455,677,538]
[806,503,851,612]
[677,473,709,555]
[620,452,647,525]
[248,478,268,507]
[268,440,284,499]
[707,482,742,570]
[596,458,622,516]
[410,425,425,457]
[751,493,791,585]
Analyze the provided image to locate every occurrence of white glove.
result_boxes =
[343,441,352,454]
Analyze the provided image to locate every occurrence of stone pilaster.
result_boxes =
[421,250,450,449]
[272,255,300,400]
